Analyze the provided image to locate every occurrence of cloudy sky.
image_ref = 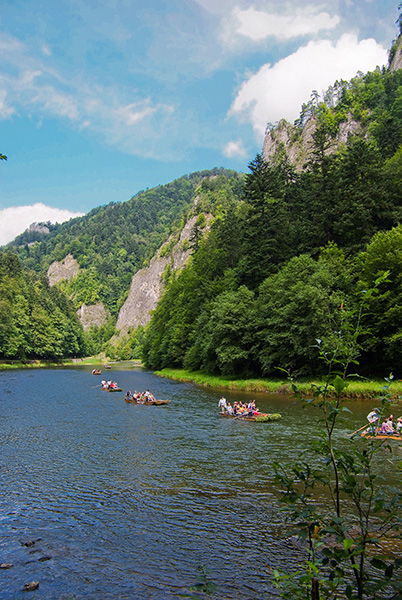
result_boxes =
[0,0,398,244]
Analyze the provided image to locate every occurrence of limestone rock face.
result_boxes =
[47,254,80,286]
[76,303,109,330]
[28,222,50,235]
[116,214,210,335]
[263,114,363,171]
[390,35,402,72]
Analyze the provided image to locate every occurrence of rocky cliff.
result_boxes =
[47,253,109,329]
[389,33,402,72]
[115,213,212,335]
[46,210,212,335]
[263,113,364,170]
[262,36,402,170]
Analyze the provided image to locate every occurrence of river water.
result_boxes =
[1,364,401,600]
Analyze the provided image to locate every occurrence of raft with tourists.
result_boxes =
[101,380,122,392]
[219,411,281,422]
[352,409,402,441]
[124,391,170,406]
[217,397,281,422]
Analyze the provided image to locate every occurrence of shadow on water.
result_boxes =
[0,365,401,599]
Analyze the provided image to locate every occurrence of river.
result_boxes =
[1,364,400,599]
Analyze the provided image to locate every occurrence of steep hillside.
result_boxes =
[8,168,242,326]
[140,48,402,377]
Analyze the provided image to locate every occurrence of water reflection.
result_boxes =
[0,365,400,599]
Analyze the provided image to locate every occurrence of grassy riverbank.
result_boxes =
[0,357,144,370]
[154,368,402,400]
[0,357,109,370]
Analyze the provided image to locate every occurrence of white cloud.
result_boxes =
[228,33,388,138]
[223,139,247,158]
[0,203,84,246]
[233,6,340,41]
[114,103,158,126]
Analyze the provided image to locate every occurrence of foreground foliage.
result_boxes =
[272,280,402,599]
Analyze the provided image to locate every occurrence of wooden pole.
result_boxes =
[350,423,370,437]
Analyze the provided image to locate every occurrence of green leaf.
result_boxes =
[332,375,345,396]
[371,557,387,570]
[343,538,354,550]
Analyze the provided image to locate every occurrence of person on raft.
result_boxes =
[218,397,227,412]
[367,408,380,434]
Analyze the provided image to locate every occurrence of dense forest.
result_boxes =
[4,48,402,375]
[141,64,402,378]
[0,250,85,359]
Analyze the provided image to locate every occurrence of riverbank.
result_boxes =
[0,356,142,371]
[154,368,402,400]
[0,357,108,370]
[0,357,144,370]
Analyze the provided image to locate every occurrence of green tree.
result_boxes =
[356,225,402,374]
[238,154,294,288]
[255,246,352,376]
[193,286,256,376]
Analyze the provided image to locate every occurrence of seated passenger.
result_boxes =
[380,419,389,434]
[386,416,396,433]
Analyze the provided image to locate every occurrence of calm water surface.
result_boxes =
[1,365,400,600]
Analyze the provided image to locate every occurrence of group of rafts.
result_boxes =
[95,370,280,419]
[100,378,169,405]
[94,372,402,433]
[358,408,402,440]
[98,376,279,420]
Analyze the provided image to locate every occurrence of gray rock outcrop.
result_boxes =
[76,303,109,330]
[390,34,402,72]
[28,222,50,235]
[47,254,80,286]
[115,214,211,335]
[263,114,364,171]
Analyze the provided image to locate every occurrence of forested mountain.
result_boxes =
[2,168,243,359]
[8,168,242,317]
[141,47,402,378]
[5,36,402,375]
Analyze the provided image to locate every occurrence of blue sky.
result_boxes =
[0,0,399,244]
